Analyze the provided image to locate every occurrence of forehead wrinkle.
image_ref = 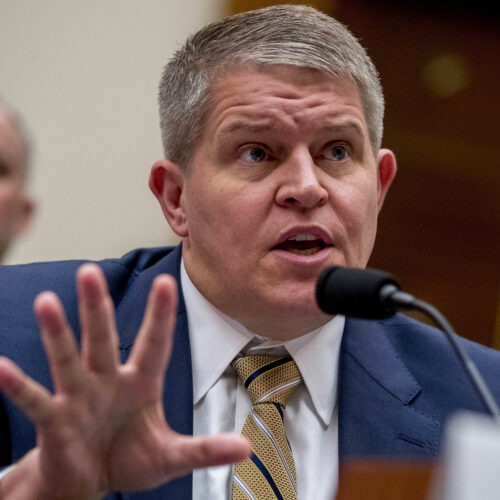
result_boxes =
[214,119,267,146]
[222,121,274,136]
[210,88,326,138]
[213,108,298,144]
[216,115,366,146]
[209,76,368,146]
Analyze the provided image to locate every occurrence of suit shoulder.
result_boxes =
[380,313,500,398]
[0,246,177,322]
[381,313,500,361]
[0,246,174,285]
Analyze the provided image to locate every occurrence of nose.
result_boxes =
[275,152,328,209]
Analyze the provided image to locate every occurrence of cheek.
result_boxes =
[335,178,377,218]
[224,185,276,241]
[351,189,380,261]
[188,181,267,241]
[332,178,380,251]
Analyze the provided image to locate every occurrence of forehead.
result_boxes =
[0,109,25,176]
[205,65,367,138]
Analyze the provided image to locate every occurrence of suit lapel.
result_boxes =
[115,245,194,499]
[338,317,440,460]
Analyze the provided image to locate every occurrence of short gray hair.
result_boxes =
[158,4,384,170]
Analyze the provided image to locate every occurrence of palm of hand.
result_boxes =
[0,264,250,499]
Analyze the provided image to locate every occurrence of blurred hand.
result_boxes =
[0,263,250,499]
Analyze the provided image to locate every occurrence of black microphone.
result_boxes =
[316,265,500,421]
[315,266,415,319]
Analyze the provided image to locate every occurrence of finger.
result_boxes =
[0,356,56,425]
[77,263,120,374]
[35,292,85,395]
[127,274,177,378]
[162,433,251,480]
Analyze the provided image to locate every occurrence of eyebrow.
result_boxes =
[319,121,365,138]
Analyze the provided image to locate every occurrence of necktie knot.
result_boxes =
[232,354,302,408]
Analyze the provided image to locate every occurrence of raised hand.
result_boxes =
[0,263,250,499]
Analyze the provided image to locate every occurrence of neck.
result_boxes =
[240,313,334,341]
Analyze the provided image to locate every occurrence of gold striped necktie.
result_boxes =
[231,354,302,500]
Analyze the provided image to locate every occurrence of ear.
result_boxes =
[376,148,397,212]
[149,160,189,237]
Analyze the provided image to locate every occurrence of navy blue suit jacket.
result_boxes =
[1,245,500,499]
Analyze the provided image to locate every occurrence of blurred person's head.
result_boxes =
[0,97,35,262]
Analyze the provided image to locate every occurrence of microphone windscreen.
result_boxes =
[315,266,400,319]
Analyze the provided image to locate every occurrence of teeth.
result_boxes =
[289,248,319,256]
[288,234,316,242]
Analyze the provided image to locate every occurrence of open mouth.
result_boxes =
[275,234,327,256]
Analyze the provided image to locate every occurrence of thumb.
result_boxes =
[162,433,251,479]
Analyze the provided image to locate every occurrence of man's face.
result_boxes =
[0,109,32,260]
[152,66,396,339]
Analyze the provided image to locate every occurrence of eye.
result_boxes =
[240,145,269,164]
[323,143,350,162]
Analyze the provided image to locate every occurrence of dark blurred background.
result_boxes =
[231,0,500,348]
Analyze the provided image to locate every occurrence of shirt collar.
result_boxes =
[181,262,253,405]
[181,260,344,427]
[284,318,344,426]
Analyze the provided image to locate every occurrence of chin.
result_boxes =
[272,294,320,319]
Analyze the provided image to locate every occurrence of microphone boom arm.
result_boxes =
[382,286,500,422]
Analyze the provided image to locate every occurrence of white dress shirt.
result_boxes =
[181,262,345,500]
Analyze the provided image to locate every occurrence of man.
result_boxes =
[0,5,499,499]
[0,97,34,262]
